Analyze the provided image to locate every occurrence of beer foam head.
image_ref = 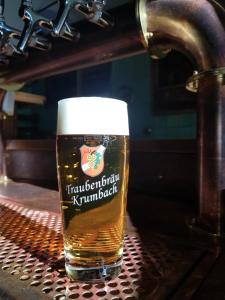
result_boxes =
[57,97,129,135]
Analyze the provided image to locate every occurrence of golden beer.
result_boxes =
[56,98,129,281]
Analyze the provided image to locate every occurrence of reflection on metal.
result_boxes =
[0,197,204,299]
[0,0,21,63]
[53,0,78,40]
[74,0,113,28]
[0,175,11,183]
[136,0,148,48]
[136,0,171,59]
[137,0,225,236]
[186,67,225,93]
[18,0,53,53]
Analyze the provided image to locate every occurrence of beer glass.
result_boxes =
[56,97,129,281]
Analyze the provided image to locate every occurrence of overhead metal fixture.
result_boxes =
[0,0,21,64]
[18,0,53,53]
[75,0,113,28]
[52,0,80,41]
[3,0,111,60]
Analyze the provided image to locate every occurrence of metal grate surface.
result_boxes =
[0,197,203,300]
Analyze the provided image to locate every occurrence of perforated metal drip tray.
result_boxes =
[0,197,205,300]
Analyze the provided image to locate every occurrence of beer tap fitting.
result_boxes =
[75,0,113,28]
[29,32,52,52]
[0,0,21,57]
[0,1,50,57]
[0,22,21,57]
[58,21,80,41]
[0,24,51,55]
[53,0,80,41]
[18,0,53,53]
[89,0,105,24]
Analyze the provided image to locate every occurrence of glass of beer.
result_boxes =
[56,97,129,282]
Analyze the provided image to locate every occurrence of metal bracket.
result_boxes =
[0,17,21,57]
[58,21,80,41]
[53,0,80,41]
[75,0,112,28]
[18,0,53,53]
[29,32,52,52]
[186,67,225,93]
[53,0,110,41]
[0,0,51,58]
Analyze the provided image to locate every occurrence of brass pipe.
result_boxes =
[138,0,225,235]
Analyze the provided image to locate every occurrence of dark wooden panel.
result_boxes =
[6,139,55,150]
[129,140,197,200]
[5,139,57,189]
[130,139,197,153]
[5,139,197,196]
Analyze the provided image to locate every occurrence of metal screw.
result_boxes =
[193,70,199,76]
[145,31,153,40]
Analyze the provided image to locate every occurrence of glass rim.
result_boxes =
[57,96,129,136]
[58,96,128,106]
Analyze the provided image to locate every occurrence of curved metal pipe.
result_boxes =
[138,0,225,235]
[138,0,225,69]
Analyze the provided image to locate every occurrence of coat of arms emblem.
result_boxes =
[80,145,106,177]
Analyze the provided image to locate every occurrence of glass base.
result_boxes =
[65,260,122,282]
